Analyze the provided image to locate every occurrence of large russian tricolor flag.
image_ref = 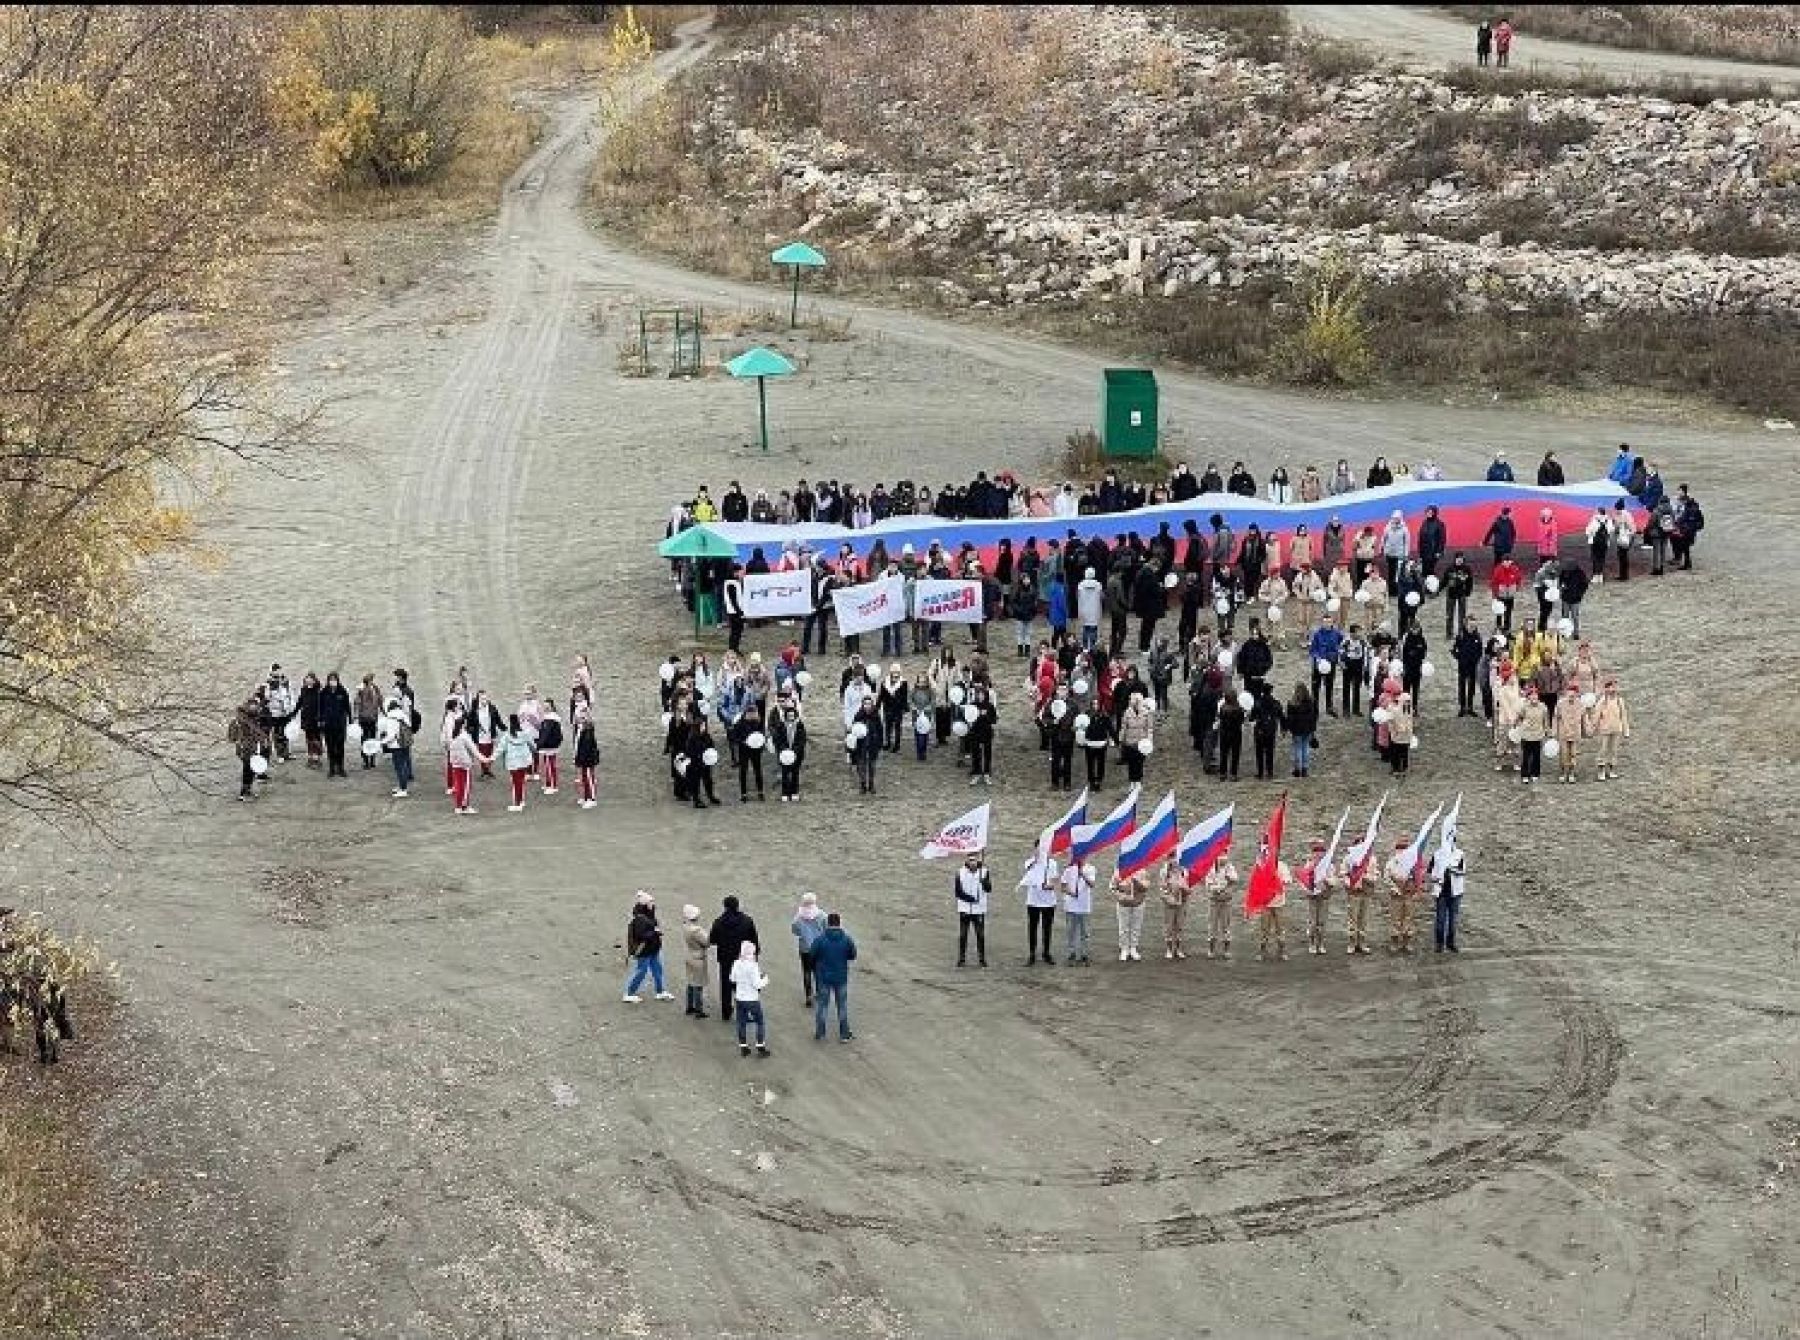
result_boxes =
[1044,788,1089,859]
[1116,792,1179,880]
[1177,804,1234,880]
[1070,785,1139,864]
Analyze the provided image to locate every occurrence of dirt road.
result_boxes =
[1289,4,1800,91]
[7,18,1800,1339]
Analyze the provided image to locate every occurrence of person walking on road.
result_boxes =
[1494,17,1514,67]
[623,891,675,1003]
[810,912,857,1043]
[730,944,771,1058]
[681,904,711,1018]
[1475,18,1493,66]
[791,891,824,1009]
[709,895,760,1025]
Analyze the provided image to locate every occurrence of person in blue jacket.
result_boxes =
[1308,622,1343,716]
[810,912,858,1043]
[1484,451,1515,482]
[1045,570,1069,643]
[1606,444,1634,485]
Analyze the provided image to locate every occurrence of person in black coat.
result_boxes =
[1535,452,1565,487]
[1284,684,1319,777]
[1451,617,1484,717]
[1399,625,1430,702]
[771,703,807,801]
[684,718,720,808]
[1237,622,1275,698]
[708,895,760,1024]
[1131,562,1166,652]
[318,672,354,778]
[1417,506,1447,579]
[1215,692,1246,782]
[1190,670,1221,772]
[730,702,766,803]
[1249,687,1283,780]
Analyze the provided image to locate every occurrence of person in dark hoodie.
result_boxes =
[1417,505,1447,580]
[810,912,858,1043]
[1132,560,1166,652]
[318,672,354,778]
[708,895,760,1025]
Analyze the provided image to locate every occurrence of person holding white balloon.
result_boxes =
[731,701,768,803]
[1256,571,1291,648]
[681,716,719,808]
[1441,554,1474,638]
[1044,687,1078,792]
[1079,702,1112,790]
[772,701,807,801]
[1119,692,1155,783]
[850,697,882,795]
[908,670,935,762]
[1354,566,1389,633]
[229,692,271,801]
[1399,623,1430,702]
[965,684,999,786]
[1215,688,1246,782]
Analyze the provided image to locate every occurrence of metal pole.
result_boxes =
[757,377,769,453]
[789,266,800,328]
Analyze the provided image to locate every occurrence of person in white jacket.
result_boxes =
[729,944,771,1058]
[1076,568,1104,651]
[1019,851,1061,966]
[1052,483,1079,519]
[1060,860,1095,965]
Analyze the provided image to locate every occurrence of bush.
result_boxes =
[1164,6,1292,64]
[277,7,483,187]
[1292,36,1372,82]
[1277,256,1374,386]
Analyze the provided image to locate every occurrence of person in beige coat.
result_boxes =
[1203,856,1239,959]
[1516,684,1549,784]
[682,904,712,1018]
[1550,691,1585,783]
[1326,563,1356,629]
[1158,857,1192,960]
[1290,563,1326,634]
[1256,861,1293,963]
[1492,663,1525,772]
[1382,843,1426,955]
[1300,839,1340,955]
[1586,676,1631,780]
[1110,869,1150,962]
[1342,855,1376,955]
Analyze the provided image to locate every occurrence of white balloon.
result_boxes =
[888,664,903,677]
[1404,591,1422,608]
[865,665,881,684]
[1316,657,1334,675]
[1421,660,1436,679]
[1163,572,1179,589]
[844,732,857,749]
[250,754,269,776]
[702,747,719,767]
[963,704,979,723]
[659,663,676,684]
[1425,575,1441,594]
[1542,738,1561,759]
[747,731,766,750]
[347,722,363,742]
[1050,700,1068,720]
[1326,597,1342,614]
[1237,691,1254,711]
[1557,618,1574,637]
[795,670,814,689]
[779,748,798,766]
[1409,736,1420,751]
[377,718,400,746]
[1214,597,1231,615]
[852,722,868,740]
[1074,713,1092,732]
[1216,650,1233,669]
[660,711,672,729]
[1082,863,1098,882]
[1580,692,1597,709]
[1507,726,1523,744]
[1591,574,1604,586]
[1138,738,1154,756]
[1371,707,1390,724]
[1354,590,1371,605]
[915,712,932,734]
[697,696,710,713]
[676,755,690,773]
[952,720,970,737]
[1267,605,1284,623]
[1312,587,1328,604]
[1072,678,1090,696]
[949,685,967,705]
[1491,599,1507,616]
[361,738,380,758]
[1543,587,1560,604]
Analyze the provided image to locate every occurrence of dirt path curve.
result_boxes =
[1288,4,1800,91]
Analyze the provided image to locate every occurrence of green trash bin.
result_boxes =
[1102,368,1158,458]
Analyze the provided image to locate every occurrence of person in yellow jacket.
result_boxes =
[1585,676,1631,780]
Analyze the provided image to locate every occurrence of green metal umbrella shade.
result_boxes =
[725,345,797,453]
[771,241,827,327]
[658,524,740,560]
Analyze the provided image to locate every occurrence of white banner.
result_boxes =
[831,573,906,636]
[920,802,991,860]
[913,578,984,624]
[743,571,814,619]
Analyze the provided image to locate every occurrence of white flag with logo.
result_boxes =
[920,802,991,860]
[832,572,906,635]
[913,578,985,624]
[743,571,815,619]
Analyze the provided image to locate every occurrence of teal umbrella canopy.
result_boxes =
[658,524,740,560]
[726,346,797,379]
[770,241,826,268]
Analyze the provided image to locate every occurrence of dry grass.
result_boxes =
[0,1090,89,1335]
[1437,5,1800,66]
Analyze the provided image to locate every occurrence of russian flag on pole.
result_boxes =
[1070,784,1139,864]
[1342,791,1389,885]
[1044,788,1090,859]
[1390,803,1444,883]
[1177,804,1234,881]
[1116,792,1179,881]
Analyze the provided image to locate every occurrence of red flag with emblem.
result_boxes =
[1243,794,1288,917]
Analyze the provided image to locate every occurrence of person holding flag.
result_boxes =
[1203,853,1240,959]
[953,853,992,968]
[1383,802,1443,955]
[1339,794,1387,955]
[1059,858,1097,966]
[1298,807,1349,956]
[1159,857,1194,960]
[1432,793,1465,953]
[1109,869,1150,962]
[1243,795,1292,963]
[1108,791,1172,962]
[1018,843,1061,967]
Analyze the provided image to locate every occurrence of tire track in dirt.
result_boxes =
[644,928,1619,1253]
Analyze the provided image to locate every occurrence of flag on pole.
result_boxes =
[1342,791,1389,885]
[1069,784,1139,863]
[1176,804,1234,881]
[920,802,991,860]
[1243,794,1288,917]
[1043,788,1089,859]
[1299,805,1350,891]
[1116,792,1179,880]
[1432,792,1462,874]
[1390,803,1444,882]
